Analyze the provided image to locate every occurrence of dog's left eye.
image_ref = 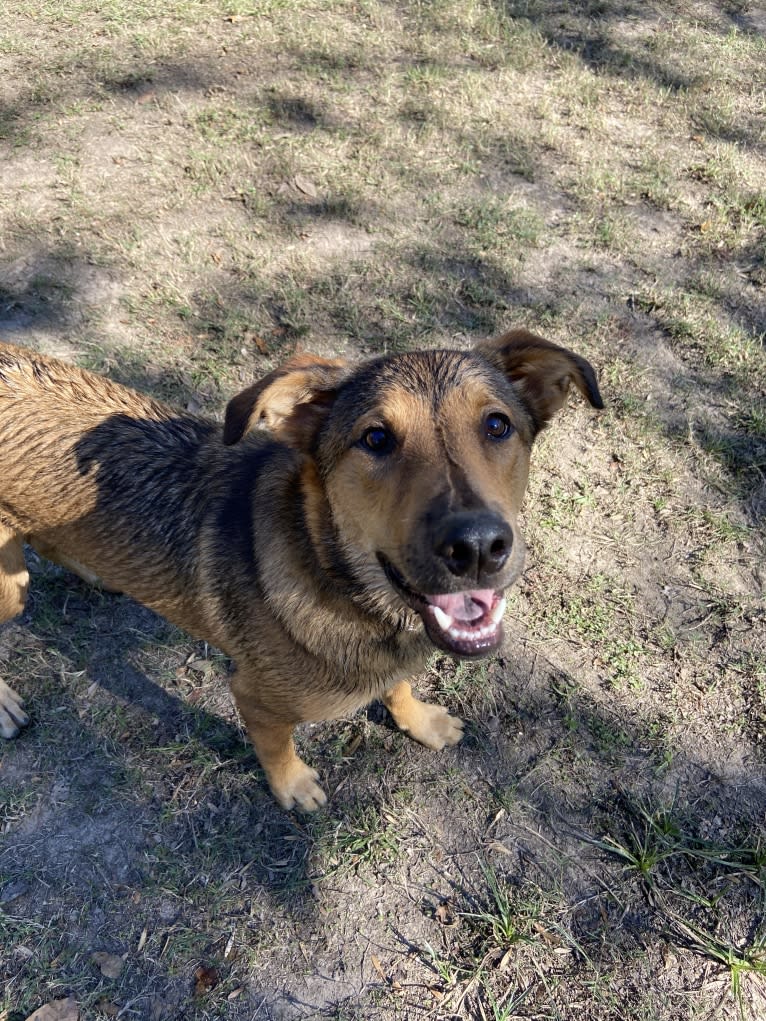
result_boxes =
[484,412,513,440]
[360,427,395,455]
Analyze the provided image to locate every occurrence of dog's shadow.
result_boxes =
[21,553,235,745]
[4,557,332,905]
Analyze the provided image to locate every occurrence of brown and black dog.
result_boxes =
[0,330,602,810]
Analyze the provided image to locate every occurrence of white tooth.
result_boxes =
[433,606,453,632]
[490,597,507,625]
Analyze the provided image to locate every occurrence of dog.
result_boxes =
[0,330,602,810]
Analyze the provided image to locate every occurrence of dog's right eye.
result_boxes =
[360,427,395,455]
[484,412,513,440]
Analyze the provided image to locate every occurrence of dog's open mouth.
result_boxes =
[379,556,506,657]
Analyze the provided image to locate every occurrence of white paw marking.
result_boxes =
[0,677,29,738]
[271,760,327,812]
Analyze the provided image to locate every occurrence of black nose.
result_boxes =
[435,513,513,580]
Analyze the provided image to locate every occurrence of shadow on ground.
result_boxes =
[1,557,764,1017]
[493,0,766,149]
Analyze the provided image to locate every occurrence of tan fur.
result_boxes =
[0,332,602,809]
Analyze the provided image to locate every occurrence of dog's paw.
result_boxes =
[0,678,29,739]
[269,759,327,812]
[401,701,465,751]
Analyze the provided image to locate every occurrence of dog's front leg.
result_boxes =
[0,529,30,738]
[231,672,327,811]
[248,717,327,812]
[383,680,464,750]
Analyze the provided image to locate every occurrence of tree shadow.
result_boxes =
[621,302,766,524]
[264,92,324,132]
[492,0,765,151]
[0,243,109,341]
[1,53,222,149]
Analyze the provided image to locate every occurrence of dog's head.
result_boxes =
[223,330,603,658]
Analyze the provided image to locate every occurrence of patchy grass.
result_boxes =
[1,0,765,1018]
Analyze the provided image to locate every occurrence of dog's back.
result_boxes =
[0,343,224,631]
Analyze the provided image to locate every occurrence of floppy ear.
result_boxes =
[476,328,603,434]
[223,353,349,450]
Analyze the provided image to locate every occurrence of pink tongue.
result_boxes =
[427,589,495,622]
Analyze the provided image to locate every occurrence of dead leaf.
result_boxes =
[194,965,219,996]
[92,951,124,979]
[293,174,318,198]
[435,900,458,926]
[24,999,79,1021]
[485,840,514,856]
[342,732,362,756]
[187,657,213,675]
[488,807,506,830]
[498,947,514,971]
[370,954,387,981]
[253,334,269,354]
[532,921,560,946]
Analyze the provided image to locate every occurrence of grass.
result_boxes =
[581,801,766,1018]
[460,864,540,948]
[533,572,649,691]
[324,802,403,875]
[1,0,764,1018]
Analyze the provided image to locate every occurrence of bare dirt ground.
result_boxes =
[1,2,764,1019]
